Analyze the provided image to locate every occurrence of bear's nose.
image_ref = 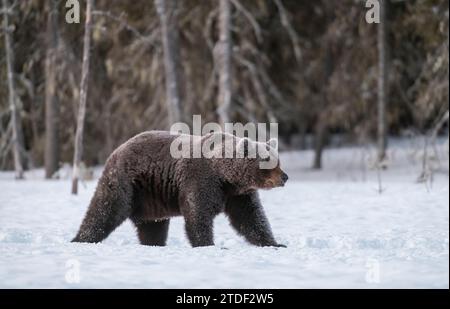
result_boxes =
[281,172,289,184]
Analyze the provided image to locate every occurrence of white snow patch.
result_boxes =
[0,142,448,288]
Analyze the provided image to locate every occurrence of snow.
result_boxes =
[0,141,448,288]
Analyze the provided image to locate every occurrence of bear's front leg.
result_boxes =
[225,192,285,247]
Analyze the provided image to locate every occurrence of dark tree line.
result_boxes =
[0,0,448,179]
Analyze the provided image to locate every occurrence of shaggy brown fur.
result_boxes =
[72,131,288,247]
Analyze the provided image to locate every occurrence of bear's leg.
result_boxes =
[180,189,224,247]
[134,219,170,246]
[72,178,133,243]
[225,192,284,247]
[184,215,215,247]
[181,194,218,247]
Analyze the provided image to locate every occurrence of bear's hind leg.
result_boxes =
[72,179,133,243]
[133,219,170,246]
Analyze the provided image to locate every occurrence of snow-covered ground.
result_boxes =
[0,140,448,288]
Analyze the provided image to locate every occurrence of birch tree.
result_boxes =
[72,0,93,194]
[2,0,23,179]
[216,0,232,126]
[45,0,60,179]
[377,0,388,162]
[154,0,182,126]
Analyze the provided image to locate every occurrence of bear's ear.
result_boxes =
[267,138,278,149]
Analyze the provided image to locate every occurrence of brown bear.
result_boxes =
[72,131,288,247]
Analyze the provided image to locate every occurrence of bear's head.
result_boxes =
[203,133,289,194]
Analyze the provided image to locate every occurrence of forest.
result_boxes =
[0,0,448,182]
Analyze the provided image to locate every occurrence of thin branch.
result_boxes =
[233,53,277,122]
[274,0,302,63]
[431,110,449,140]
[203,8,218,52]
[92,10,158,47]
[430,110,449,166]
[230,0,263,43]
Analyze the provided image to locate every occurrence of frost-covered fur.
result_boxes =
[72,131,288,247]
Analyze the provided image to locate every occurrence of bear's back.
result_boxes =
[110,130,178,162]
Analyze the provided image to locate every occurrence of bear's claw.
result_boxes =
[273,243,287,248]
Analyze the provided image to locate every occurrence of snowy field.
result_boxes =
[0,140,448,288]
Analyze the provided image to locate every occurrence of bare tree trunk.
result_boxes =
[2,0,23,179]
[154,0,182,126]
[377,0,388,162]
[313,33,333,170]
[104,101,114,158]
[216,0,232,126]
[72,0,94,194]
[45,0,60,179]
[313,119,327,170]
